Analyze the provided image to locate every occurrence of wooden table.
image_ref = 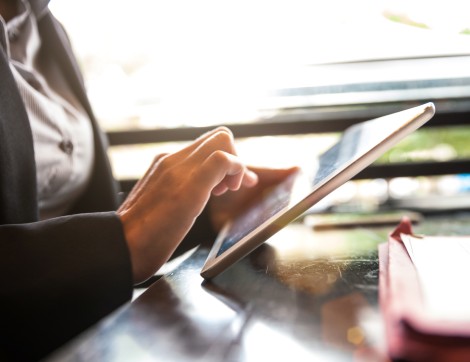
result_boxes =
[46,213,470,361]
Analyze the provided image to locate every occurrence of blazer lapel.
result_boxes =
[0,32,38,223]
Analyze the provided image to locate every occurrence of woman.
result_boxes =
[0,0,296,360]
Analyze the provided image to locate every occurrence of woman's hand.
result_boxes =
[117,127,258,283]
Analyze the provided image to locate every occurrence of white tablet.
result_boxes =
[201,103,435,279]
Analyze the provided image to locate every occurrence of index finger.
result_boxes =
[177,126,235,160]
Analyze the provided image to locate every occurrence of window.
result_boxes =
[50,0,470,130]
[51,1,470,211]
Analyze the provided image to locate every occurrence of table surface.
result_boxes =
[46,212,470,362]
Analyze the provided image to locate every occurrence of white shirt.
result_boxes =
[0,0,94,219]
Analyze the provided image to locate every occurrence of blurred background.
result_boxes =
[50,0,470,213]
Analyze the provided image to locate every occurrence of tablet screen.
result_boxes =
[216,173,297,256]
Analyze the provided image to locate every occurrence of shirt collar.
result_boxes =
[0,0,30,57]
[29,0,50,20]
[0,0,49,56]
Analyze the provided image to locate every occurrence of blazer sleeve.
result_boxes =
[0,212,133,361]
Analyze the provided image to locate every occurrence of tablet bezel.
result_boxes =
[201,103,435,279]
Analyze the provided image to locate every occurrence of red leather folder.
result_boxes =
[379,217,470,362]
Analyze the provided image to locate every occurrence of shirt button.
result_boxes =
[59,140,74,155]
[8,28,19,41]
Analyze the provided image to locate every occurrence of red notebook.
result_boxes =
[379,217,470,362]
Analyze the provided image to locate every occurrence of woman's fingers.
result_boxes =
[122,127,251,215]
[170,126,235,162]
[189,128,237,163]
[193,151,258,196]
[187,128,258,195]
[156,127,252,197]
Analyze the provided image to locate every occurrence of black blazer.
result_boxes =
[0,1,214,360]
[0,2,132,361]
